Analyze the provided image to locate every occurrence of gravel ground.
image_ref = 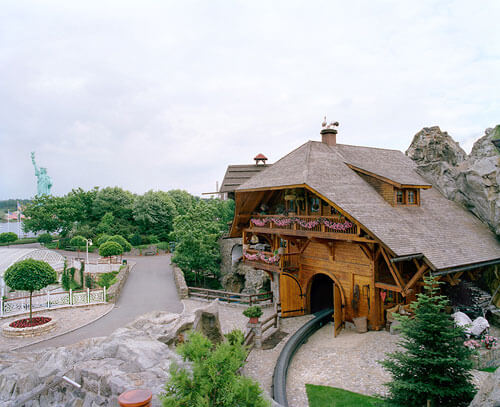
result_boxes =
[0,303,113,352]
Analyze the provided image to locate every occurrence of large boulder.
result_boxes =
[469,368,500,407]
[0,305,225,407]
[406,125,500,236]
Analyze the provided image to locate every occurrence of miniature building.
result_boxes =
[224,126,500,336]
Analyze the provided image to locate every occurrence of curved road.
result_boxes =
[23,254,183,350]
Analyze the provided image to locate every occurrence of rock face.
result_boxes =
[219,237,270,294]
[406,125,500,236]
[469,367,500,407]
[0,302,224,407]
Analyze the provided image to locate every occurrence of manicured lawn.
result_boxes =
[480,366,498,373]
[306,384,387,407]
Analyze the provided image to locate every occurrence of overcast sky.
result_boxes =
[1,1,499,200]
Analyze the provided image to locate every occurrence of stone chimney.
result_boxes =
[321,119,339,146]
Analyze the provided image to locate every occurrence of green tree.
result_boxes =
[161,331,269,407]
[22,195,77,236]
[70,235,87,257]
[4,259,57,324]
[92,187,135,236]
[99,241,124,258]
[171,199,234,287]
[37,233,53,245]
[133,190,176,241]
[96,234,111,246]
[166,189,197,216]
[108,235,132,252]
[0,232,18,245]
[381,276,476,407]
[96,212,115,235]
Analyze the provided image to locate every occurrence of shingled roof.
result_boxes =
[220,164,271,194]
[237,141,500,271]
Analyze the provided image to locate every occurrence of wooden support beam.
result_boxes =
[358,243,373,261]
[299,240,311,254]
[467,270,477,281]
[380,247,406,295]
[446,274,459,286]
[375,282,402,292]
[404,263,429,292]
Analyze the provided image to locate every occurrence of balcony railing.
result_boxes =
[248,215,358,235]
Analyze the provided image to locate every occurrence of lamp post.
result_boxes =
[86,239,93,265]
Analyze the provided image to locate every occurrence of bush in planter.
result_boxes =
[243,306,263,319]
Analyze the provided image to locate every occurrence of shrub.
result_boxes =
[96,234,111,246]
[70,235,87,249]
[85,274,93,289]
[37,233,53,245]
[243,306,263,319]
[129,233,142,246]
[108,235,132,252]
[99,241,123,258]
[0,232,18,244]
[161,331,269,407]
[225,329,245,346]
[97,271,118,288]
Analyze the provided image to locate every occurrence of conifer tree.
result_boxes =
[381,276,476,407]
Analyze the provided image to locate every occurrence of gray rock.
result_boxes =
[407,125,500,236]
[469,368,500,407]
[193,300,224,344]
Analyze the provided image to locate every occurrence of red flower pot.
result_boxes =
[249,317,259,324]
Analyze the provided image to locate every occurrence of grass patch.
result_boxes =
[306,384,386,407]
[480,366,498,373]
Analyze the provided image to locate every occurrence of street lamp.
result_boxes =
[86,239,93,265]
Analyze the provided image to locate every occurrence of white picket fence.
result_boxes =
[0,287,106,318]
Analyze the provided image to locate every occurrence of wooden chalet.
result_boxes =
[224,126,500,336]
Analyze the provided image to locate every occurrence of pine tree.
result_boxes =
[381,276,476,407]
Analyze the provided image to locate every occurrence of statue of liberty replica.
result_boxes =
[31,152,53,196]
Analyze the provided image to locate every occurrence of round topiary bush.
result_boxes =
[37,233,53,245]
[99,241,124,258]
[108,235,132,252]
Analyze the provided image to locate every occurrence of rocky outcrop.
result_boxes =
[469,367,500,407]
[406,125,500,236]
[219,238,270,294]
[0,302,224,407]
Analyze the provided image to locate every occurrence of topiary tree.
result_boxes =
[37,233,53,245]
[108,235,132,252]
[99,241,123,258]
[381,276,476,407]
[0,232,18,245]
[4,259,57,324]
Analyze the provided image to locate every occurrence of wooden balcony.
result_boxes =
[245,215,373,242]
[242,249,281,272]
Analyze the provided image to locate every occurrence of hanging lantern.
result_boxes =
[250,234,259,244]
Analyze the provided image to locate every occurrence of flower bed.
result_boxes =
[9,316,51,328]
[2,317,57,338]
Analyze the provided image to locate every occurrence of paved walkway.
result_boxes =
[22,254,182,350]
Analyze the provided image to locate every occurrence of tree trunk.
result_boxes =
[29,291,33,325]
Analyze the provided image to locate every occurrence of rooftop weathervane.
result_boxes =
[322,116,339,130]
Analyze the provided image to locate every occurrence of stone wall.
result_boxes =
[172,265,188,299]
[106,264,130,303]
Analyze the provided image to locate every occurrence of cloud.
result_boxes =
[0,0,499,199]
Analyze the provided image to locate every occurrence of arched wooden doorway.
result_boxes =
[307,272,344,337]
[310,274,334,313]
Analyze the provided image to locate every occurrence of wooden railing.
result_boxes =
[187,287,273,305]
[249,214,358,235]
[261,313,278,335]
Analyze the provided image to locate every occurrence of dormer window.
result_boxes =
[396,189,404,204]
[407,189,417,205]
